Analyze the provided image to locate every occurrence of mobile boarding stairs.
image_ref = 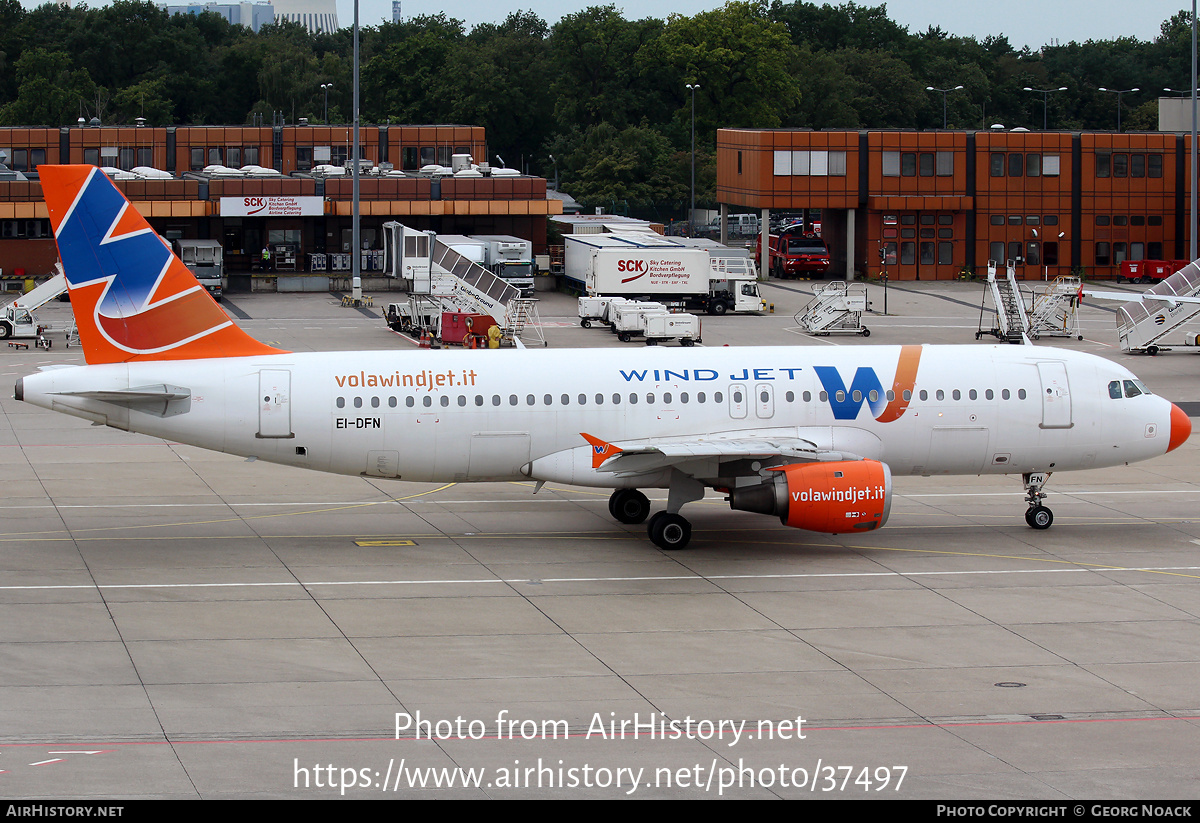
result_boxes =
[383,222,544,347]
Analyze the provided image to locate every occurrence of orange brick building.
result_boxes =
[0,124,558,279]
[717,128,1187,281]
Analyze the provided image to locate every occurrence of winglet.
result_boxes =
[581,433,622,469]
[41,165,287,364]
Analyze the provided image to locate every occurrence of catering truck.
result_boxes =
[565,233,762,314]
[473,235,535,296]
[173,239,224,299]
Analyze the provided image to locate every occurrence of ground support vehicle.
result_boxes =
[643,312,701,346]
[611,301,670,342]
[795,282,870,337]
[756,231,831,279]
[174,239,224,299]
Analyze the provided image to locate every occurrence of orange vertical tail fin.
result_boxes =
[41,165,286,364]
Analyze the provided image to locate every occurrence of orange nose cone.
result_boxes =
[1168,403,1192,452]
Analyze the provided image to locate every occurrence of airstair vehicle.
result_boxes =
[1111,260,1200,354]
[976,260,1029,344]
[794,281,870,337]
[1,269,72,347]
[383,222,545,347]
[1027,275,1083,340]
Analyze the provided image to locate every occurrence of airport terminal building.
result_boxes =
[0,124,558,286]
[717,128,1190,281]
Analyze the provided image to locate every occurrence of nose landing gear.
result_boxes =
[1023,472,1054,530]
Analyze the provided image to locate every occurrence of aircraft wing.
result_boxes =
[579,429,879,478]
[1083,289,1200,305]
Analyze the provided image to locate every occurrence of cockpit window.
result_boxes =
[1123,380,1142,398]
[1109,380,1122,399]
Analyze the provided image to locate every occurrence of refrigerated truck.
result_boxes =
[564,235,753,319]
[565,233,761,314]
[472,235,535,297]
[174,239,224,299]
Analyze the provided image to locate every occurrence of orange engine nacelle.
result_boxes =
[727,460,893,534]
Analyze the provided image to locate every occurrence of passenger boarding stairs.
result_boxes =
[1114,260,1200,353]
[383,222,543,346]
[6,270,66,313]
[1027,276,1082,340]
[795,281,870,336]
[977,260,1029,344]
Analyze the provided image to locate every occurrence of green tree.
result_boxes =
[0,48,98,126]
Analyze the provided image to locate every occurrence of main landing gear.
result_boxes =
[609,472,705,550]
[1023,472,1053,530]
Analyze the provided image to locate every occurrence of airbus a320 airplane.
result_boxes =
[14,166,1193,550]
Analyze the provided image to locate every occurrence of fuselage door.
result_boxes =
[1036,361,1072,429]
[257,369,293,438]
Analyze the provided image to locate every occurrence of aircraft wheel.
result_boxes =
[609,489,650,525]
[1025,506,1053,530]
[649,512,692,550]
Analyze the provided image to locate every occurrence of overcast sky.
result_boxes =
[339,0,1188,50]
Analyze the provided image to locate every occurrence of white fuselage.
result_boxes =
[16,344,1178,489]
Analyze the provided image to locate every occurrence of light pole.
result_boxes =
[321,83,333,124]
[1023,86,1068,130]
[1098,87,1140,132]
[925,85,963,129]
[686,83,699,234]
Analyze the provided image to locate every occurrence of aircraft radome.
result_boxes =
[13,166,1192,550]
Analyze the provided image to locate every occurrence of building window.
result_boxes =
[1044,242,1059,265]
[1044,215,1059,225]
[1113,153,1128,177]
[208,147,222,166]
[990,242,1004,263]
[882,151,900,176]
[1149,154,1163,177]
[85,148,100,167]
[1043,154,1061,176]
[402,147,419,171]
[1130,242,1144,260]
[1008,153,1023,177]
[1095,215,1110,226]
[990,214,1004,226]
[937,152,954,176]
[990,153,1004,177]
[1026,241,1041,266]
[919,153,935,176]
[296,147,313,171]
[1026,154,1041,177]
[244,147,259,166]
[938,242,953,264]
[1131,154,1145,178]
[1149,241,1163,258]
[900,242,915,264]
[920,242,934,265]
[1113,215,1128,226]
[1096,242,1111,265]
[1008,241,1023,263]
[1113,242,1127,264]
[901,153,916,176]
[190,148,204,170]
[1096,153,1110,177]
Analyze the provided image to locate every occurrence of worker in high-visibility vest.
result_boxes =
[487,323,502,349]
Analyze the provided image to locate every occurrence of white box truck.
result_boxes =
[565,234,761,315]
[473,235,535,297]
[174,239,224,300]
